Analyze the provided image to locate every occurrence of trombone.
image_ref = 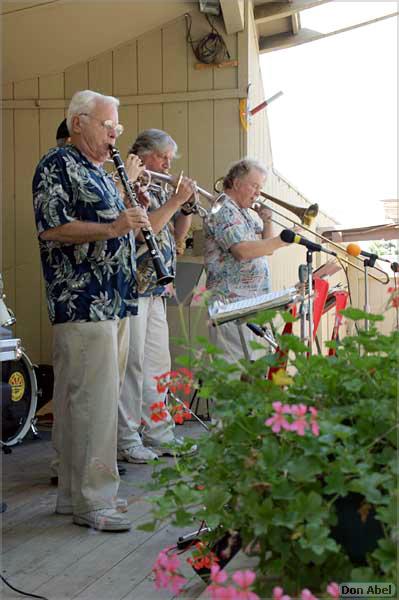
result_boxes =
[213,178,390,284]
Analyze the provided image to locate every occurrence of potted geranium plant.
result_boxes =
[140,305,398,597]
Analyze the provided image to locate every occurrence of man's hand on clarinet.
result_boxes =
[110,207,150,237]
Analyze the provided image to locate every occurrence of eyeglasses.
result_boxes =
[79,113,124,137]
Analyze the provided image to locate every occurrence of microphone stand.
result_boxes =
[306,250,315,354]
[298,264,308,343]
[363,255,377,331]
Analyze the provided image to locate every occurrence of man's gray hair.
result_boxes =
[66,90,120,133]
[129,129,178,158]
[223,158,268,190]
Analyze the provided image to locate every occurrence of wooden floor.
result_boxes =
[1,421,208,600]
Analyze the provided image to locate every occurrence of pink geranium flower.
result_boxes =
[301,589,319,600]
[309,406,320,436]
[152,548,187,595]
[326,582,340,598]
[265,402,291,433]
[273,587,291,600]
[210,565,228,584]
[290,404,309,436]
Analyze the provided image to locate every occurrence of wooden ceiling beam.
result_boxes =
[254,0,330,24]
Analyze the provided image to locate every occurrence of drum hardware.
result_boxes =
[0,272,41,449]
[0,274,16,328]
[1,351,38,448]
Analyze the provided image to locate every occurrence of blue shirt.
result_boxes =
[32,145,138,324]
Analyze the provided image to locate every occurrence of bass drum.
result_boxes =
[1,352,38,446]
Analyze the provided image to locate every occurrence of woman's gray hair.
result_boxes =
[223,158,268,190]
[129,129,178,158]
[66,90,120,133]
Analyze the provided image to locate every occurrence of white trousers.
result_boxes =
[118,296,174,449]
[52,318,129,514]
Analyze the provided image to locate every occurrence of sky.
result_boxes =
[260,1,398,229]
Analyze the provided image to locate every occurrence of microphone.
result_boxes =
[391,262,399,273]
[346,243,390,263]
[280,229,337,256]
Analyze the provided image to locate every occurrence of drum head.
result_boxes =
[1,352,37,446]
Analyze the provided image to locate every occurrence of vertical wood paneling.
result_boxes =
[214,33,238,90]
[138,103,163,131]
[188,100,214,194]
[214,99,240,182]
[14,78,39,99]
[39,109,65,155]
[64,63,89,99]
[14,110,41,360]
[88,51,113,95]
[117,105,138,158]
[2,82,14,99]
[113,43,138,97]
[39,73,64,99]
[162,18,188,93]
[163,102,188,175]
[137,30,162,94]
[2,111,15,277]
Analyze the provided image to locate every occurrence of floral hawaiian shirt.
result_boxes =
[135,185,176,296]
[204,194,270,301]
[32,145,138,324]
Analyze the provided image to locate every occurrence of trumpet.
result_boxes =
[213,177,389,284]
[141,169,217,218]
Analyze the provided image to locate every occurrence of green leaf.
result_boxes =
[285,456,323,482]
[341,307,384,322]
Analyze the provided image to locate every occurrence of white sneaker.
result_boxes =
[148,437,198,458]
[73,508,131,531]
[117,445,158,464]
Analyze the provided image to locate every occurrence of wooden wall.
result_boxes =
[1,6,392,370]
[1,10,246,364]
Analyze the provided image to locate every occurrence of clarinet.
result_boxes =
[109,145,174,286]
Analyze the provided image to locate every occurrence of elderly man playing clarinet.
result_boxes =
[33,90,149,531]
[204,158,289,364]
[117,129,198,464]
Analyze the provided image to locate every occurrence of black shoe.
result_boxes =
[117,463,127,475]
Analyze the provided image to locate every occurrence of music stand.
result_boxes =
[167,261,210,421]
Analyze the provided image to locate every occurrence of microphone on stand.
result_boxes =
[346,243,391,263]
[280,229,337,256]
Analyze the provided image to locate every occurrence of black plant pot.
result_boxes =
[331,492,384,564]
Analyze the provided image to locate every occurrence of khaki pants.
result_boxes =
[52,318,129,514]
[118,296,174,450]
[209,320,269,367]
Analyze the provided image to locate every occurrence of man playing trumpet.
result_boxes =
[204,158,289,363]
[118,129,198,463]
